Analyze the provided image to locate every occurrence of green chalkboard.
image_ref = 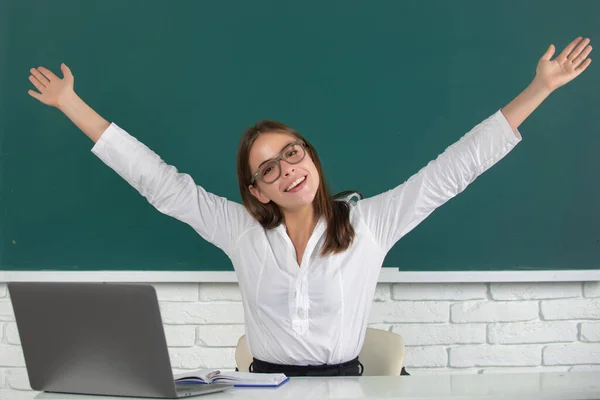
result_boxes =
[1,0,599,271]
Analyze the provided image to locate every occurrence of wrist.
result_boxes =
[529,77,554,97]
[57,89,80,113]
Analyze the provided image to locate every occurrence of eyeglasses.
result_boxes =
[250,139,307,184]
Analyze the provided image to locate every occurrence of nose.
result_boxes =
[281,160,295,178]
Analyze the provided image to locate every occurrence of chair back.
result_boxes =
[235,328,406,375]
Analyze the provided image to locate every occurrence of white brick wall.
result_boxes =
[489,283,581,300]
[451,301,539,323]
[580,322,600,342]
[543,343,600,365]
[0,300,14,322]
[198,284,243,302]
[370,301,449,323]
[583,282,600,298]
[0,344,25,367]
[164,325,196,347]
[487,322,576,344]
[0,281,599,399]
[5,368,29,391]
[5,324,20,346]
[155,283,199,302]
[392,283,487,300]
[404,346,447,367]
[196,325,245,347]
[392,324,486,345]
[541,298,600,320]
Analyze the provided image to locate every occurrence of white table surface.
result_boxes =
[32,372,600,400]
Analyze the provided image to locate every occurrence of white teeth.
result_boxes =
[286,176,306,192]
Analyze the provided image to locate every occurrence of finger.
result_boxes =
[30,68,50,86]
[541,44,555,61]
[29,75,46,92]
[572,45,592,67]
[557,36,583,61]
[61,63,73,79]
[38,66,59,81]
[567,37,591,60]
[574,58,592,74]
[28,89,42,101]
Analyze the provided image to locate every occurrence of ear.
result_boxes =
[248,184,271,204]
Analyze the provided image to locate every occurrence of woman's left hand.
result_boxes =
[534,36,592,92]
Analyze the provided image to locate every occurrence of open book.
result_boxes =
[174,369,289,387]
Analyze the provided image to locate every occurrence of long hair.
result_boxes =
[236,120,357,256]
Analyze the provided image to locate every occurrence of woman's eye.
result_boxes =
[262,167,272,176]
[287,150,297,157]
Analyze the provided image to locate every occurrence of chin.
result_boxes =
[298,189,318,206]
[281,187,318,210]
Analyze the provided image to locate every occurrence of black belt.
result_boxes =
[249,356,364,377]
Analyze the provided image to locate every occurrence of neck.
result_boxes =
[282,205,318,242]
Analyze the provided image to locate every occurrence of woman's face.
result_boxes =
[248,132,320,212]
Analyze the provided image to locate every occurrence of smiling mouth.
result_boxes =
[285,176,307,192]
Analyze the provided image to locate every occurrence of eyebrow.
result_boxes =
[257,141,296,169]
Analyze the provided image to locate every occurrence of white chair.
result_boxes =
[235,328,406,376]
[359,328,406,376]
[235,335,253,373]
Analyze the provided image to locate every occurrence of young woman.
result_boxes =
[28,37,591,376]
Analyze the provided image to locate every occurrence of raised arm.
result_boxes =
[28,63,109,142]
[502,37,592,131]
[356,36,592,254]
[356,110,521,253]
[28,64,257,257]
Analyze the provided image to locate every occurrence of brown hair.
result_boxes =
[236,120,357,256]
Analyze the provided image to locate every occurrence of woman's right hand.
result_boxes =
[28,63,75,108]
[28,63,109,142]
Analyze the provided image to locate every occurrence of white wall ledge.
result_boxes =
[1,269,599,283]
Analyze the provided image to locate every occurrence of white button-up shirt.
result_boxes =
[92,110,521,365]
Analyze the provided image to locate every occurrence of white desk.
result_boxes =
[33,372,600,400]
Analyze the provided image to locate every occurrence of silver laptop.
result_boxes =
[8,282,231,398]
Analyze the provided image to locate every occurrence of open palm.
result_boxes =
[28,63,74,108]
[536,37,592,91]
